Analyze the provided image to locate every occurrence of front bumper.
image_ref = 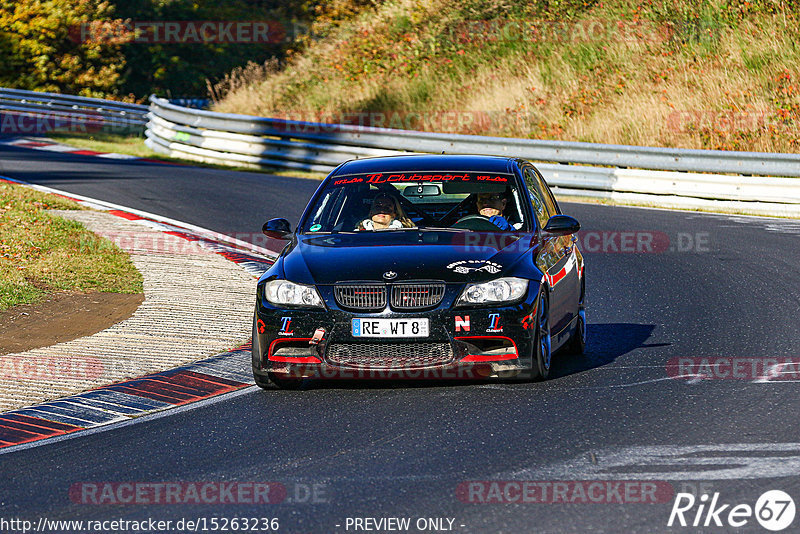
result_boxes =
[253,291,539,381]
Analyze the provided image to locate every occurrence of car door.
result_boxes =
[523,166,577,343]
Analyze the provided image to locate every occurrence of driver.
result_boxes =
[356,192,414,230]
[476,192,513,230]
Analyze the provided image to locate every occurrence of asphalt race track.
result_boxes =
[2,142,800,533]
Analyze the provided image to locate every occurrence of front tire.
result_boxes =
[268,372,305,390]
[253,372,271,390]
[532,290,552,381]
[252,308,305,390]
[251,310,271,390]
[565,276,587,356]
[565,310,586,356]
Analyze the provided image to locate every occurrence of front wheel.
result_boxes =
[565,309,587,356]
[253,372,271,390]
[252,309,305,390]
[253,370,305,390]
[565,276,587,356]
[268,372,305,390]
[532,290,552,381]
[251,310,271,390]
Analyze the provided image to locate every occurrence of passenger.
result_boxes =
[356,193,415,230]
[476,192,514,230]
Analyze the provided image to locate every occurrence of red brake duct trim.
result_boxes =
[268,338,322,363]
[456,336,519,363]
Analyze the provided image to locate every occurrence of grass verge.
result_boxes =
[47,132,158,159]
[0,182,143,311]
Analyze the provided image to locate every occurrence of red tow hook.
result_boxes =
[309,328,326,345]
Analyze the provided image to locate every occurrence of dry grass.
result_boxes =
[211,0,800,153]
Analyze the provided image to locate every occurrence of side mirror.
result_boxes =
[543,215,580,236]
[262,218,292,239]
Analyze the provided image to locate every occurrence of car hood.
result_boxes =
[281,230,538,285]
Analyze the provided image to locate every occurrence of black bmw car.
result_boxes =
[252,155,585,389]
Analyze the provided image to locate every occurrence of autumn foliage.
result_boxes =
[0,0,317,100]
[0,0,124,98]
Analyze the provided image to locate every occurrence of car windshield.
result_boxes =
[300,171,530,233]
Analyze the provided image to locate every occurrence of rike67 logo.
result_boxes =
[668,490,796,531]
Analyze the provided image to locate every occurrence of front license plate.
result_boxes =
[351,318,429,338]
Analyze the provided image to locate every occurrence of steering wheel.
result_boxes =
[452,214,503,231]
[437,194,475,227]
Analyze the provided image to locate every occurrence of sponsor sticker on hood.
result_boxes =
[447,260,502,274]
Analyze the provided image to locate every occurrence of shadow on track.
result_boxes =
[550,322,667,379]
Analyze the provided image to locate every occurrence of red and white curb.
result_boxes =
[0,344,255,452]
[0,174,283,274]
[0,136,177,164]
[0,176,280,453]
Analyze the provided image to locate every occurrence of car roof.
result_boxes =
[330,154,518,176]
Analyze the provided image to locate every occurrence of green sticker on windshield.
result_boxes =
[310,224,322,232]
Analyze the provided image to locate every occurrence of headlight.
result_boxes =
[456,277,528,306]
[264,280,324,308]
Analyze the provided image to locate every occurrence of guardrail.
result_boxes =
[145,95,800,216]
[0,88,148,134]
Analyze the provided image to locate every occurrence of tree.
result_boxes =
[0,0,125,97]
[111,0,297,98]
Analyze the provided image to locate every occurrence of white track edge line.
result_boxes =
[0,174,280,259]
[0,386,256,456]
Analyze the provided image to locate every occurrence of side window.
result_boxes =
[306,188,345,231]
[532,168,558,216]
[524,167,552,229]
